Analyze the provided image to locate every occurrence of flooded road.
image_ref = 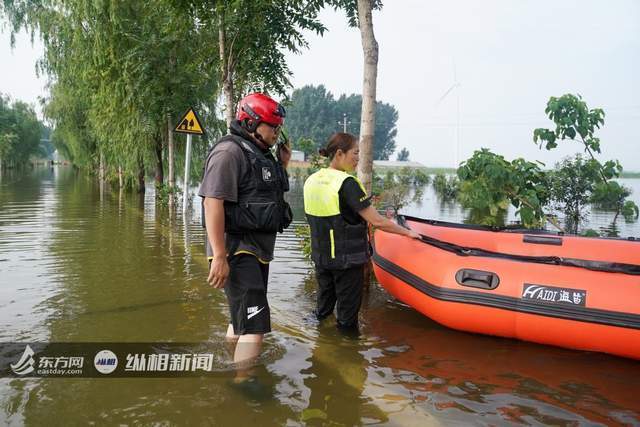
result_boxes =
[1,166,639,426]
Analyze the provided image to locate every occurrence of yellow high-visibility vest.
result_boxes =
[303,168,369,268]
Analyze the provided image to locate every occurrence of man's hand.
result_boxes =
[277,142,292,169]
[208,257,230,288]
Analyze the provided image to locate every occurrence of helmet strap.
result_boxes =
[241,118,260,134]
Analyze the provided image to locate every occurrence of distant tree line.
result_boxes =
[0,94,45,170]
[285,85,398,160]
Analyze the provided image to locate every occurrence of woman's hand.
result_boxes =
[407,229,421,239]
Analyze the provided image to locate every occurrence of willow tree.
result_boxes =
[82,0,219,191]
[186,0,328,127]
[3,0,219,193]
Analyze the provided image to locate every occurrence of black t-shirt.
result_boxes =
[338,177,371,225]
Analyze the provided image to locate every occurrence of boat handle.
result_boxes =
[455,269,500,290]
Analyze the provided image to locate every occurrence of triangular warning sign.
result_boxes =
[174,107,205,135]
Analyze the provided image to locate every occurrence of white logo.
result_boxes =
[572,292,583,305]
[522,284,586,306]
[523,285,559,302]
[262,167,272,181]
[558,290,571,303]
[10,345,35,375]
[522,285,546,299]
[247,306,265,320]
[94,350,118,374]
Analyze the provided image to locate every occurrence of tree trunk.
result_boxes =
[218,7,235,128]
[222,77,235,129]
[155,135,164,187]
[99,150,105,202]
[168,114,175,189]
[167,114,175,207]
[99,150,105,184]
[137,154,145,194]
[118,165,124,189]
[356,0,379,196]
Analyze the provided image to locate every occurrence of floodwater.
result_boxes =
[1,166,639,426]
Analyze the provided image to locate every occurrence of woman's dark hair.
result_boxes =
[318,133,358,159]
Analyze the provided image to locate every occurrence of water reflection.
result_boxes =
[302,325,387,425]
[362,294,640,425]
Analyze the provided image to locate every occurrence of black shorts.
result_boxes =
[222,254,271,335]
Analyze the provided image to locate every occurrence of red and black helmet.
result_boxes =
[236,93,286,130]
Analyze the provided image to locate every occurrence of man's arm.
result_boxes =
[204,197,229,288]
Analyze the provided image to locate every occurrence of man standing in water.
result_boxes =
[199,93,291,382]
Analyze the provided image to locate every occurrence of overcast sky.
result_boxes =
[2,1,639,170]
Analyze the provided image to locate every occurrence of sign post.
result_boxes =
[182,133,193,214]
[173,107,205,215]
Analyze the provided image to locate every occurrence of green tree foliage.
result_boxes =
[548,154,602,234]
[285,85,337,154]
[432,173,459,200]
[396,147,409,161]
[2,0,329,194]
[0,94,44,168]
[457,149,551,228]
[374,167,429,214]
[533,94,605,155]
[189,0,328,124]
[535,94,638,233]
[330,0,383,28]
[456,94,637,234]
[336,93,398,160]
[548,155,638,235]
[591,181,639,224]
[295,137,316,158]
[286,85,398,160]
[3,0,220,188]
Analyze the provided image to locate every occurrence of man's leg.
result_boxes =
[225,323,239,356]
[234,333,263,368]
[227,255,271,380]
[315,266,337,320]
[334,265,365,330]
[216,254,240,356]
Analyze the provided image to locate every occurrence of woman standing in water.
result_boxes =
[303,133,420,331]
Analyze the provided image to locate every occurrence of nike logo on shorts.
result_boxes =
[247,306,265,320]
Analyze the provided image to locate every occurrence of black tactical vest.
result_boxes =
[217,135,292,234]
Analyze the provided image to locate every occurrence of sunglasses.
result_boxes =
[264,122,283,132]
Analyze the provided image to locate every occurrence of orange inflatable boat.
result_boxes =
[372,215,640,360]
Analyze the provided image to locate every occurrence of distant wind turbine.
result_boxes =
[435,61,462,167]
